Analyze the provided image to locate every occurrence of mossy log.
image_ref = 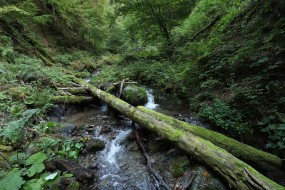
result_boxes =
[75,78,284,190]
[57,87,88,95]
[52,96,94,104]
[137,106,283,170]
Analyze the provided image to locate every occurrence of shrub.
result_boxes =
[199,99,250,135]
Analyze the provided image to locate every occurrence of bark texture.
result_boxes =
[137,106,283,170]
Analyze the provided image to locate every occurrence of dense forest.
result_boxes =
[0,0,285,189]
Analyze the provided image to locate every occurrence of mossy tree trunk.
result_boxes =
[52,96,94,104]
[137,106,283,171]
[74,78,284,190]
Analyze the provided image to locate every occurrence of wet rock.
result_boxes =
[100,126,112,134]
[44,160,56,171]
[25,143,39,156]
[85,139,105,152]
[126,142,139,151]
[61,123,76,135]
[80,149,88,155]
[122,85,148,106]
[53,158,94,182]
[57,177,80,190]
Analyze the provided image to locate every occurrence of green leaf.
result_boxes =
[26,163,45,177]
[23,178,45,190]
[277,124,285,130]
[47,122,57,128]
[75,143,83,149]
[69,151,78,159]
[0,168,25,190]
[265,143,273,149]
[267,124,276,130]
[26,152,47,165]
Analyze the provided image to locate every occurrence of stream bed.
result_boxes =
[54,89,228,190]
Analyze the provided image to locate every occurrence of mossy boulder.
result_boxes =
[122,85,148,106]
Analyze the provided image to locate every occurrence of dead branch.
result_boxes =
[134,128,172,190]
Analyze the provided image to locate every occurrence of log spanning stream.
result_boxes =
[59,89,228,190]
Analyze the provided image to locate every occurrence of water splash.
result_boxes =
[100,103,108,112]
[105,129,132,165]
[144,89,159,110]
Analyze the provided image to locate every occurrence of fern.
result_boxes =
[0,5,29,17]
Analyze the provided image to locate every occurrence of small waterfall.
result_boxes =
[105,129,132,165]
[145,89,159,110]
[100,103,108,112]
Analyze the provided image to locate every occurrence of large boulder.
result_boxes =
[122,85,148,106]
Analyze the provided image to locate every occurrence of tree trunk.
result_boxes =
[74,78,284,190]
[52,96,94,104]
[137,106,283,170]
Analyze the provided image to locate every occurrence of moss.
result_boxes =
[171,155,189,177]
[52,96,93,104]
[122,85,148,106]
[138,106,283,168]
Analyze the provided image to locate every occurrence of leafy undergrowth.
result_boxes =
[0,152,79,190]
[0,52,90,189]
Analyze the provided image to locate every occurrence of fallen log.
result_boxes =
[57,87,88,95]
[137,106,283,170]
[74,78,284,190]
[52,96,94,104]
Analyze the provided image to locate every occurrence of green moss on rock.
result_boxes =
[122,85,148,106]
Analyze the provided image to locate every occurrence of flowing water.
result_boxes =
[145,89,159,110]
[60,89,228,190]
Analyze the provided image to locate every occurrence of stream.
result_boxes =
[57,89,228,190]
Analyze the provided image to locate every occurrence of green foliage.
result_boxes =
[0,168,25,190]
[34,122,58,134]
[259,114,285,155]
[58,140,84,159]
[116,0,196,50]
[34,137,84,159]
[171,156,189,178]
[0,152,63,190]
[25,152,47,177]
[0,109,39,143]
[199,100,249,135]
[0,36,14,60]
[35,137,61,156]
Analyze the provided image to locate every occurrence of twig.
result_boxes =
[133,128,172,190]
[118,79,125,98]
